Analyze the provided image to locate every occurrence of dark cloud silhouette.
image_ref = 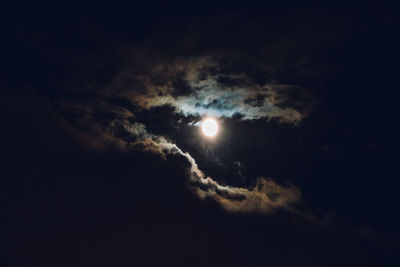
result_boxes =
[2,3,400,267]
[55,95,301,214]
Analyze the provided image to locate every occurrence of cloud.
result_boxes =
[32,14,319,214]
[127,122,301,214]
[100,57,314,124]
[56,97,301,214]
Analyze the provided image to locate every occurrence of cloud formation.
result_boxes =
[125,122,301,214]
[100,57,314,124]
[36,15,320,214]
[57,98,301,214]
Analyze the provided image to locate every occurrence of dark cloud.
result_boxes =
[2,3,400,267]
[7,12,323,215]
[9,13,323,125]
[54,95,301,214]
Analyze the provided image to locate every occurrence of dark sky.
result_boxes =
[1,1,400,266]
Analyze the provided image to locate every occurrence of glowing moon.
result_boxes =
[201,119,218,137]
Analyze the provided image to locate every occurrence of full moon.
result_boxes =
[201,118,218,137]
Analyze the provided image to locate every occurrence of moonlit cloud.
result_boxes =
[100,57,314,124]
[56,96,301,214]
[47,26,315,214]
[130,122,301,214]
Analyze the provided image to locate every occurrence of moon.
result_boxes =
[201,118,218,137]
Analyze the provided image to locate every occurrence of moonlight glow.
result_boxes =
[201,119,219,137]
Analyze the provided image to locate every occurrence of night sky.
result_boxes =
[1,1,399,266]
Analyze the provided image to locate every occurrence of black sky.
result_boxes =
[1,1,400,266]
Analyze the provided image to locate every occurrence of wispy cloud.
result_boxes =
[100,57,314,124]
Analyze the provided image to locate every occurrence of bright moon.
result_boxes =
[201,119,218,137]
